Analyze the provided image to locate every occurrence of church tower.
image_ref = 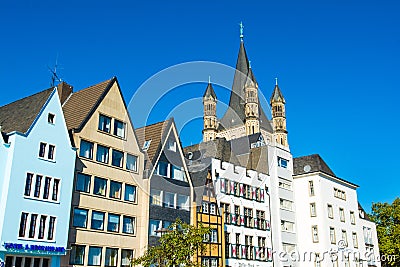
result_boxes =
[270,79,288,146]
[203,80,218,142]
[244,66,260,135]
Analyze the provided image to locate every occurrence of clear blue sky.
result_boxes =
[1,0,399,211]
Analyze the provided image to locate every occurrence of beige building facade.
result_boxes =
[59,78,148,267]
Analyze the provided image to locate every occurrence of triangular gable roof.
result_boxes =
[135,119,172,170]
[293,154,336,176]
[0,88,54,135]
[62,78,114,131]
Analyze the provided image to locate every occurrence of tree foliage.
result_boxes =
[370,197,400,267]
[132,219,211,267]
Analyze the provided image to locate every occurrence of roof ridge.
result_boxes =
[0,87,53,109]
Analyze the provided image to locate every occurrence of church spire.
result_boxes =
[203,80,218,142]
[270,79,288,147]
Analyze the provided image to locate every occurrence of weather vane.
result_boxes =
[275,77,278,85]
[239,22,244,40]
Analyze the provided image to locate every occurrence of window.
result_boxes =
[39,142,46,158]
[339,208,345,222]
[334,188,346,200]
[350,211,356,224]
[126,154,138,171]
[80,140,94,159]
[48,113,55,124]
[111,150,124,168]
[122,216,135,234]
[282,243,296,253]
[107,214,120,232]
[167,140,176,151]
[210,229,218,243]
[278,157,288,168]
[109,181,122,199]
[91,211,105,230]
[171,165,185,181]
[342,230,348,246]
[114,119,125,138]
[19,212,28,237]
[149,220,161,236]
[156,161,168,176]
[244,207,253,228]
[29,214,38,238]
[88,247,102,266]
[312,225,319,242]
[24,173,33,196]
[315,253,321,267]
[202,202,209,213]
[73,208,88,228]
[280,198,293,210]
[76,173,91,193]
[52,179,60,201]
[34,175,42,198]
[48,145,55,160]
[309,180,315,196]
[94,177,107,196]
[209,203,216,214]
[177,195,189,211]
[327,204,334,219]
[142,140,151,151]
[121,250,133,267]
[310,203,316,217]
[43,177,51,199]
[99,114,111,133]
[164,192,175,208]
[124,184,136,202]
[281,220,294,232]
[150,189,162,206]
[48,217,56,240]
[278,179,292,190]
[352,232,358,248]
[38,215,47,239]
[96,145,109,164]
[330,227,336,244]
[70,245,85,265]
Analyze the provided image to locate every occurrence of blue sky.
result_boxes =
[1,0,399,211]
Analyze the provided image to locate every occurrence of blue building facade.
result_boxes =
[0,88,76,267]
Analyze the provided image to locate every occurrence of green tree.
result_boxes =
[132,219,211,267]
[370,197,400,267]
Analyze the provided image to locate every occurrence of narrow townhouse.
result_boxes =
[59,78,147,267]
[135,119,193,247]
[0,85,76,267]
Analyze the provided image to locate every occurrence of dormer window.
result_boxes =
[167,140,176,152]
[143,140,151,151]
[48,113,55,124]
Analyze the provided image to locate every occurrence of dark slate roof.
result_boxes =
[63,78,114,131]
[293,154,336,177]
[293,154,359,187]
[203,82,217,99]
[358,202,372,221]
[190,168,209,206]
[270,84,285,104]
[135,119,172,169]
[184,135,269,174]
[0,88,54,134]
[218,41,272,133]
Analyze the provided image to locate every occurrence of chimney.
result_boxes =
[57,82,73,105]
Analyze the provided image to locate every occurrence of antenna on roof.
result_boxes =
[48,55,62,87]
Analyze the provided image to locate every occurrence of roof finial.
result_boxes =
[239,21,244,41]
[208,75,211,84]
[249,60,252,69]
[275,77,278,86]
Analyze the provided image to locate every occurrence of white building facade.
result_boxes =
[293,154,381,267]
